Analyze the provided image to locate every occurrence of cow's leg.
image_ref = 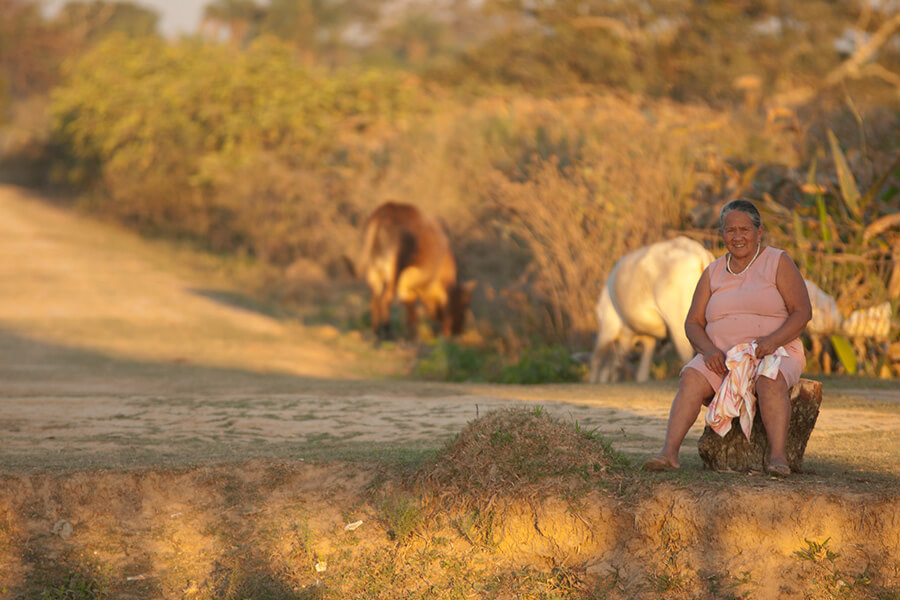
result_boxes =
[634,335,657,383]
[434,304,447,337]
[398,267,432,340]
[380,286,397,340]
[368,286,384,340]
[590,287,624,383]
[371,293,389,341]
[590,338,620,383]
[809,334,823,371]
[420,292,446,337]
[590,337,623,383]
[403,300,418,340]
[370,284,395,342]
[588,341,608,384]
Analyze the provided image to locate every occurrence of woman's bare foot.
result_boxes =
[766,458,791,478]
[641,456,679,472]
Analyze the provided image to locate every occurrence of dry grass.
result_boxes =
[3,457,899,599]
[417,407,626,506]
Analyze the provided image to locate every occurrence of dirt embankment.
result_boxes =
[1,461,898,599]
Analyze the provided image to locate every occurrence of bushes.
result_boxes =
[480,95,799,343]
[49,35,419,265]
[44,34,898,374]
[414,340,501,383]
[497,345,585,384]
[414,340,584,384]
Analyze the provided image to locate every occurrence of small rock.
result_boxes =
[52,519,73,539]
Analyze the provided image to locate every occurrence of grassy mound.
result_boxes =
[416,406,627,502]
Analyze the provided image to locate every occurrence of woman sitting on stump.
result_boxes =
[643,199,812,476]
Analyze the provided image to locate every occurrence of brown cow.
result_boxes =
[359,202,474,341]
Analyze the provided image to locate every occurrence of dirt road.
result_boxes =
[0,183,898,474]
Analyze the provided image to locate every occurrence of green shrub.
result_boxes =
[498,345,585,384]
[35,566,111,600]
[413,339,500,382]
[48,34,420,265]
[376,493,423,541]
[415,341,586,384]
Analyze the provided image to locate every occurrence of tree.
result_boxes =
[55,1,160,43]
[451,0,884,100]
[0,0,70,101]
[201,0,263,45]
[258,0,383,65]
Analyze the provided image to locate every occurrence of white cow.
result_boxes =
[589,236,714,383]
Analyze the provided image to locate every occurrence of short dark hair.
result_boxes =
[720,199,761,230]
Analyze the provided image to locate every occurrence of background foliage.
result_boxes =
[2,0,899,379]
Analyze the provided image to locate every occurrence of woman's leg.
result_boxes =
[652,368,715,468]
[756,373,791,469]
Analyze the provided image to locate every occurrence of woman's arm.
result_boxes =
[685,268,727,376]
[754,252,813,358]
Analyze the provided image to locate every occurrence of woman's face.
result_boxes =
[721,210,761,259]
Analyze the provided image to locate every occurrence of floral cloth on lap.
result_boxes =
[705,341,789,440]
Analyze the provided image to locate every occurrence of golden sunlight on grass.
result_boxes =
[2,460,898,599]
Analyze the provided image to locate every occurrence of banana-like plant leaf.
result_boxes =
[792,211,806,249]
[816,195,831,244]
[806,156,817,191]
[830,334,858,375]
[804,157,831,244]
[861,146,900,207]
[827,130,862,219]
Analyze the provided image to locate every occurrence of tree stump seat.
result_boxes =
[698,378,823,473]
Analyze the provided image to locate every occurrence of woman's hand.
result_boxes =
[754,336,778,358]
[703,348,727,376]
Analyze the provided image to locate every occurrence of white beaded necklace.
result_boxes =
[726,243,761,276]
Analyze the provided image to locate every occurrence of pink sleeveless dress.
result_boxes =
[682,246,806,391]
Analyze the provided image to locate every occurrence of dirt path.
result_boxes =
[0,184,898,474]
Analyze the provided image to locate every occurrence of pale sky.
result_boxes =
[42,0,208,38]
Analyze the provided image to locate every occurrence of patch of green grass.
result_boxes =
[497,345,587,384]
[648,570,687,594]
[477,566,591,599]
[791,537,900,600]
[39,574,107,600]
[704,570,754,600]
[573,420,631,470]
[451,509,498,550]
[375,492,423,541]
[26,557,113,600]
[202,562,305,600]
[414,340,587,384]
[413,339,501,382]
